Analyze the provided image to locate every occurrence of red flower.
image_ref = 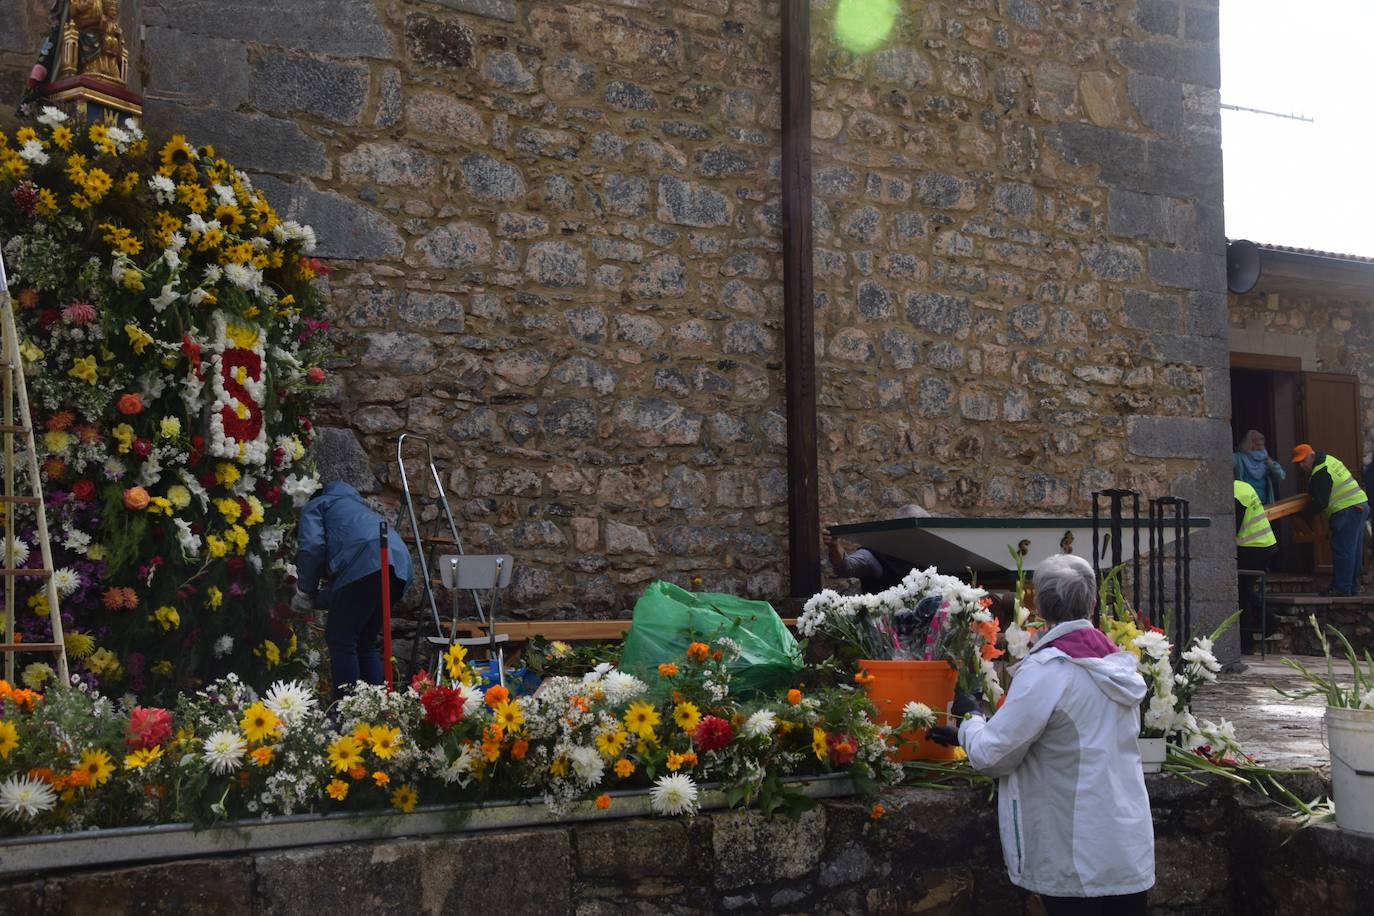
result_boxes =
[692,715,735,753]
[421,686,466,730]
[307,367,325,384]
[116,393,144,415]
[181,335,202,378]
[198,471,217,489]
[37,309,60,331]
[125,706,173,750]
[826,732,856,767]
[71,479,95,501]
[132,439,152,458]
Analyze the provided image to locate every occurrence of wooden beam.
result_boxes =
[782,0,821,599]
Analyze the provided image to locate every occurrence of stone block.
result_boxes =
[615,399,701,446]
[375,68,402,128]
[1185,4,1221,43]
[361,333,438,375]
[412,222,493,271]
[1116,37,1221,89]
[145,0,394,57]
[150,105,327,178]
[604,173,650,217]
[1108,189,1187,245]
[482,50,536,93]
[459,153,526,202]
[917,172,978,210]
[339,142,439,187]
[712,807,825,890]
[493,350,552,387]
[1126,416,1231,459]
[657,176,732,228]
[254,176,404,261]
[1185,290,1228,339]
[526,241,587,287]
[871,46,934,88]
[1136,0,1180,36]
[43,859,254,916]
[1122,289,1181,332]
[1148,248,1225,291]
[144,27,250,108]
[1082,242,1144,280]
[407,92,487,143]
[429,0,517,20]
[604,79,659,111]
[606,519,655,555]
[0,3,29,52]
[545,54,598,99]
[253,51,370,125]
[405,12,475,69]
[544,399,598,438]
[906,292,972,338]
[1127,73,1184,138]
[629,255,688,299]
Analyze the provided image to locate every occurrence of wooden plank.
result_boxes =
[782,0,820,599]
[1231,351,1302,372]
[0,495,40,505]
[1265,494,1308,521]
[0,642,63,652]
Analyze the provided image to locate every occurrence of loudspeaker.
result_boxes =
[1226,239,1262,294]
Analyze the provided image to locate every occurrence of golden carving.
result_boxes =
[58,0,128,86]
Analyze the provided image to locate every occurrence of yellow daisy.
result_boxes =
[594,727,628,759]
[79,748,115,786]
[239,702,281,743]
[673,701,702,734]
[0,720,18,759]
[327,736,364,773]
[624,701,660,739]
[368,725,403,760]
[391,784,419,813]
[492,700,524,734]
[812,726,828,762]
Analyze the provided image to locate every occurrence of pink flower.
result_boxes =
[62,301,98,326]
[125,706,174,750]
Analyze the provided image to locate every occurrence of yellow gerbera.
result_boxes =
[124,746,163,770]
[239,702,281,743]
[673,701,702,734]
[0,720,18,759]
[623,701,660,739]
[80,748,114,786]
[443,643,469,682]
[369,725,403,760]
[326,735,364,773]
[594,727,628,759]
[812,726,828,762]
[391,784,419,813]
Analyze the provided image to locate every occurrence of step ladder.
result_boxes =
[0,248,69,683]
[395,434,501,677]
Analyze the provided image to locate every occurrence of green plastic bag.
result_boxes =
[620,581,804,696]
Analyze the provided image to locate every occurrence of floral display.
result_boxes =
[799,568,1006,700]
[0,109,329,696]
[1278,615,1374,710]
[0,637,904,836]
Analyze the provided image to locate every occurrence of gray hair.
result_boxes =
[895,503,930,519]
[1033,553,1097,623]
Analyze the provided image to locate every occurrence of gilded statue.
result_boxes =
[59,0,128,85]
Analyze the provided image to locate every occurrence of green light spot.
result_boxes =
[834,0,898,54]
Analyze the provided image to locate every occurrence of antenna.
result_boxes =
[1220,103,1314,123]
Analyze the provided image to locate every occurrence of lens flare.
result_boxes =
[835,0,898,54]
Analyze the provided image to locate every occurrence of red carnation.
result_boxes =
[198,471,217,489]
[421,685,466,730]
[71,479,95,501]
[125,706,174,750]
[132,439,152,458]
[692,715,735,753]
[306,367,325,384]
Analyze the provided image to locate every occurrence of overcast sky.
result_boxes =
[1221,1,1374,256]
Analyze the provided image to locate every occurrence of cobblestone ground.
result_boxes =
[1192,654,1359,772]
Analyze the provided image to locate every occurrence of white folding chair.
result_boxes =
[428,554,515,687]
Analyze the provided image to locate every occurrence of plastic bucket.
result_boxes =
[1137,736,1167,774]
[859,659,960,761]
[1326,706,1374,835]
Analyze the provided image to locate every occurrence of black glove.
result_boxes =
[951,690,982,720]
[928,724,961,747]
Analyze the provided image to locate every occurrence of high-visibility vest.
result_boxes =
[1234,480,1276,548]
[1316,454,1368,518]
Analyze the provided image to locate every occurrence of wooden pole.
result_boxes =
[782,0,821,598]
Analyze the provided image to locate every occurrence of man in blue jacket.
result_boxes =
[294,481,412,694]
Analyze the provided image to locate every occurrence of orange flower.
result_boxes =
[45,411,75,431]
[687,642,709,662]
[484,685,509,707]
[787,689,802,706]
[348,764,366,780]
[510,739,529,760]
[66,769,91,788]
[372,770,390,787]
[28,767,55,784]
[16,289,38,309]
[853,670,876,685]
[657,663,679,677]
[122,486,150,511]
[981,642,1005,661]
[595,793,611,810]
[250,746,275,767]
[682,751,698,768]
[870,803,885,821]
[116,393,144,415]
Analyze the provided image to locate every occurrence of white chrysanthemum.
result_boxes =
[457,682,484,718]
[37,106,69,126]
[265,681,316,728]
[3,536,30,566]
[223,262,263,292]
[569,745,605,786]
[62,529,91,554]
[148,174,176,203]
[202,263,223,284]
[0,775,57,820]
[51,567,81,597]
[743,709,777,739]
[600,670,646,705]
[899,702,936,731]
[1132,631,1171,661]
[649,773,699,816]
[19,140,48,165]
[203,730,247,774]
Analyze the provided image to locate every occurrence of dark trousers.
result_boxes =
[1040,891,1148,916]
[325,570,404,695]
[1237,544,1278,651]
[1328,503,1369,594]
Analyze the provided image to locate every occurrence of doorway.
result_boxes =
[1230,353,1364,576]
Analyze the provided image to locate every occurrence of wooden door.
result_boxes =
[1297,372,1364,573]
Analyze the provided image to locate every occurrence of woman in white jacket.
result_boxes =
[935,553,1154,915]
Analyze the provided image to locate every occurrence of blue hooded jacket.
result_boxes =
[295,481,412,608]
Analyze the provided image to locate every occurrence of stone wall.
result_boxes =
[2,1,1238,643]
[2,778,1369,915]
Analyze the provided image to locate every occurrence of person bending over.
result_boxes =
[823,503,929,595]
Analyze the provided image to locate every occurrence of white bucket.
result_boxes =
[1325,706,1374,835]
[1138,736,1167,774]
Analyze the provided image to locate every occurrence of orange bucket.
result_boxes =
[859,659,960,761]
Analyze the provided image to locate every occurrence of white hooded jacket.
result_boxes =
[958,619,1154,897]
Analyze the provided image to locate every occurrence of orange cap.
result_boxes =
[1291,443,1314,464]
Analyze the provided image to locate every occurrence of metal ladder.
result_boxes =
[395,434,496,676]
[0,247,69,683]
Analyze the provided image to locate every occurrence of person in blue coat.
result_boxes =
[294,481,412,694]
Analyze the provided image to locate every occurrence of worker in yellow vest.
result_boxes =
[1292,444,1370,596]
[1234,480,1278,653]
